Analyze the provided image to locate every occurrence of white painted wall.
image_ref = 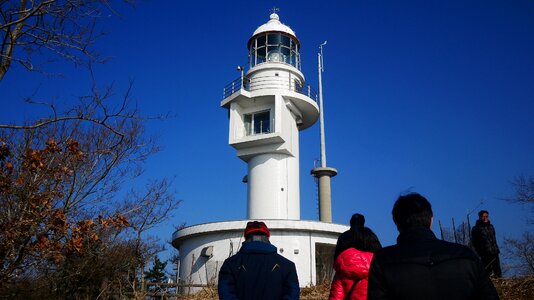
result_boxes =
[247,153,299,219]
[172,220,348,293]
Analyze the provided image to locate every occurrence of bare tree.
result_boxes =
[0,0,134,80]
[0,2,182,296]
[119,178,180,299]
[500,174,534,276]
[503,232,534,276]
[509,175,534,224]
[0,81,176,290]
[438,218,471,246]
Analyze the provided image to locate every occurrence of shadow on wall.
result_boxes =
[191,253,220,286]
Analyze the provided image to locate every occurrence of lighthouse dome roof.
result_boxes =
[252,13,296,37]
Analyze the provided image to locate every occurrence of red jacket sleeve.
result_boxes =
[329,272,346,300]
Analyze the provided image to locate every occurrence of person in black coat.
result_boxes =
[368,193,499,300]
[471,210,502,278]
[218,221,300,300]
[334,213,365,259]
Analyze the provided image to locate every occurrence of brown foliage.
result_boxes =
[0,81,174,293]
[0,124,176,296]
[1,1,178,295]
[0,137,131,281]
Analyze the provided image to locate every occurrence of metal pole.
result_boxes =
[237,65,244,89]
[312,41,337,223]
[317,41,327,168]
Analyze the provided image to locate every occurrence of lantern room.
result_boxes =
[248,13,301,69]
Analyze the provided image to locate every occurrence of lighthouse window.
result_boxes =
[258,36,266,63]
[256,46,267,64]
[249,33,300,69]
[244,110,271,135]
[268,33,281,44]
[281,35,290,46]
[281,47,290,60]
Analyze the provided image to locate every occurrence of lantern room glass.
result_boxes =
[249,33,300,69]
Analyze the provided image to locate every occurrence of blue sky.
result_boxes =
[2,0,533,272]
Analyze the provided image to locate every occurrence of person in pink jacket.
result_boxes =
[329,226,382,300]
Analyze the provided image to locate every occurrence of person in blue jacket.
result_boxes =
[218,221,300,300]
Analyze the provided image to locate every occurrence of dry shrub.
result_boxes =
[173,287,218,300]
[494,276,534,300]
[300,281,332,299]
[169,277,534,300]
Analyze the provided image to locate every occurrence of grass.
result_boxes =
[170,276,534,299]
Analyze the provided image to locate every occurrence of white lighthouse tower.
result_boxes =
[222,12,319,220]
[172,12,347,293]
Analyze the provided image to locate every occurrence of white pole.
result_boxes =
[317,41,327,168]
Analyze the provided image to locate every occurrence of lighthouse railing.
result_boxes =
[223,76,317,101]
[223,77,251,98]
[296,83,318,101]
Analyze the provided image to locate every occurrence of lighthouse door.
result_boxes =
[315,243,335,284]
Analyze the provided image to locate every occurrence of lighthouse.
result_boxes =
[172,12,347,292]
[221,12,319,220]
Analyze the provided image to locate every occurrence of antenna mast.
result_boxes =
[318,41,328,167]
[311,41,337,223]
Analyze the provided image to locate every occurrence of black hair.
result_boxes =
[349,213,365,229]
[478,210,489,218]
[350,227,382,253]
[392,193,433,231]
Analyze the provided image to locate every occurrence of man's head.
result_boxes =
[244,221,270,241]
[350,213,365,229]
[392,193,433,232]
[478,210,489,223]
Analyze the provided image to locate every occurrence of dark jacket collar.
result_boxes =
[239,240,277,254]
[475,219,491,227]
[397,227,437,245]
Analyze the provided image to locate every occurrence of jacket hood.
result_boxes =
[239,240,277,254]
[334,247,374,279]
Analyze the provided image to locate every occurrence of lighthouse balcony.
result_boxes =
[223,75,318,101]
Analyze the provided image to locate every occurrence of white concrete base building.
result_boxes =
[172,220,346,289]
[171,12,347,292]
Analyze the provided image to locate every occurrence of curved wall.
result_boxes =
[172,220,348,293]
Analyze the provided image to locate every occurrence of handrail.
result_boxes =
[222,75,317,101]
[222,77,250,98]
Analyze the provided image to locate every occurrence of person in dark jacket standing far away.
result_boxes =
[472,210,502,278]
[367,193,499,300]
[218,221,300,300]
[334,213,366,259]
